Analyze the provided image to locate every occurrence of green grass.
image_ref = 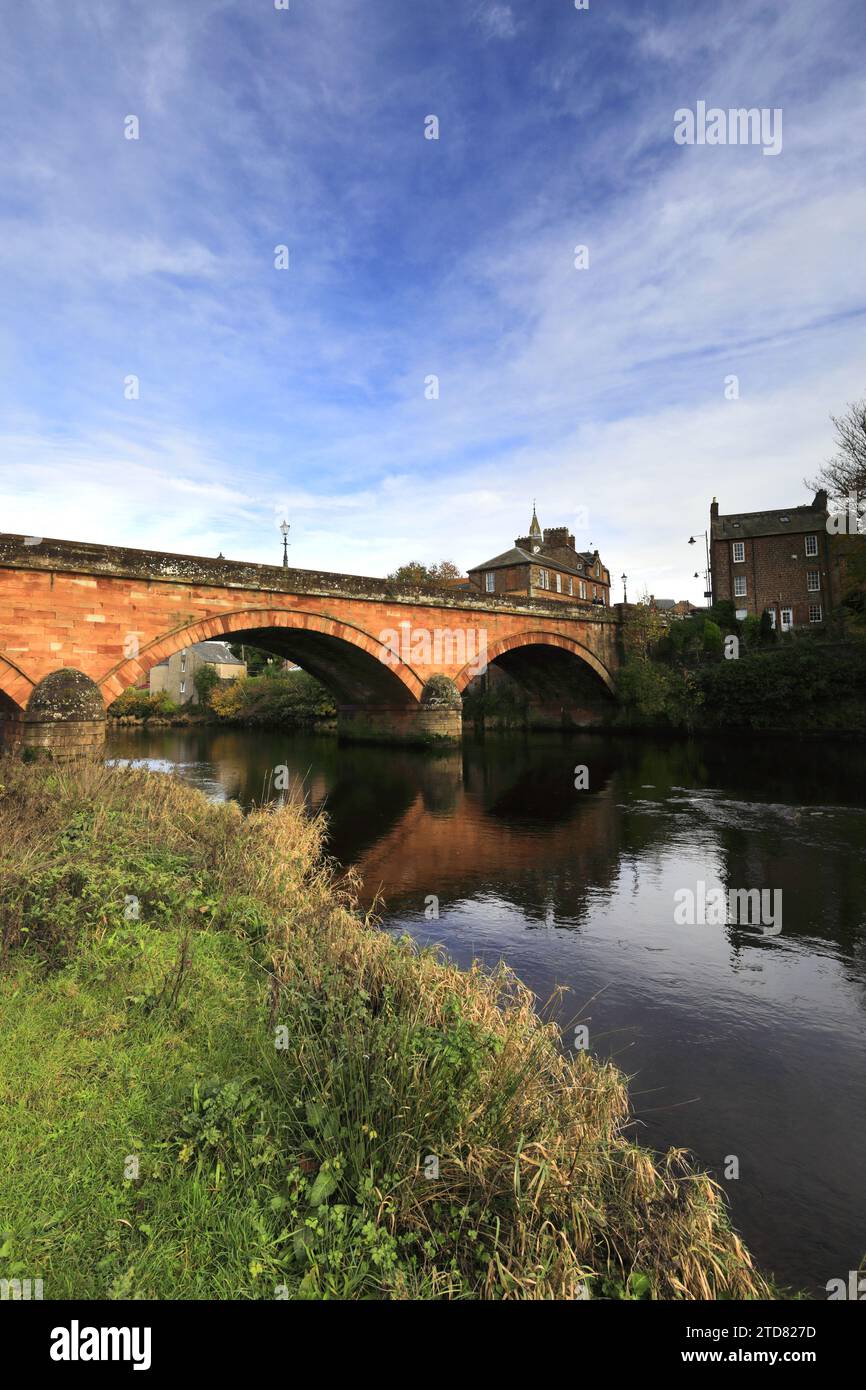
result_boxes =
[0,757,781,1300]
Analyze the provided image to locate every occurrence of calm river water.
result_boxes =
[107,725,866,1296]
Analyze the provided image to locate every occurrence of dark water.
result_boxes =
[107,725,866,1296]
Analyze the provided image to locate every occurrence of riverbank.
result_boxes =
[0,756,780,1299]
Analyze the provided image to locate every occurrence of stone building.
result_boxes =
[149,640,245,705]
[710,490,852,632]
[467,508,611,606]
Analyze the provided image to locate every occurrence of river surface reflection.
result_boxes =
[107,725,866,1295]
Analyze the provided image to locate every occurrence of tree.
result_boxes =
[808,396,866,527]
[228,643,279,676]
[387,560,463,588]
[622,589,668,659]
[193,664,220,708]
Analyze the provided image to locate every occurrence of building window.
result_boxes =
[781,608,793,632]
[180,650,187,671]
[179,680,186,695]
[732,541,745,563]
[579,580,586,600]
[765,608,776,630]
[538,569,547,589]
[567,576,573,595]
[809,604,823,623]
[485,572,495,593]
[595,563,600,578]
[806,570,820,592]
[555,573,562,593]
[805,534,818,557]
[734,575,747,597]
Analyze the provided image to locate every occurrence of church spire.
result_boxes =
[529,502,542,540]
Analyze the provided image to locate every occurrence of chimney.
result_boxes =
[710,498,719,520]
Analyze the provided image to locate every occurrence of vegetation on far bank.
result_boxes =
[109,668,336,728]
[614,599,866,735]
[0,757,779,1300]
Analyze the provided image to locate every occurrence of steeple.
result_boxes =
[529,503,542,542]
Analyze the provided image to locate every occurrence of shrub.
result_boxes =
[108,687,178,719]
[209,670,335,726]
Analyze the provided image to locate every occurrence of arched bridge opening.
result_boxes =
[458,632,615,730]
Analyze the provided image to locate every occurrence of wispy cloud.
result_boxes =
[0,0,864,602]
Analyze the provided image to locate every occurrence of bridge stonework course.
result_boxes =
[0,534,622,757]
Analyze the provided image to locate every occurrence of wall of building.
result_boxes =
[149,649,245,704]
[712,529,832,629]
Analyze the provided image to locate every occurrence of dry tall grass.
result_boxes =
[0,755,777,1299]
[219,792,776,1300]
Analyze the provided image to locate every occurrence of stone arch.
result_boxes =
[100,607,426,707]
[454,629,616,696]
[0,650,36,714]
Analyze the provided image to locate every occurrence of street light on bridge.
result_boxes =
[621,572,628,604]
[280,519,290,569]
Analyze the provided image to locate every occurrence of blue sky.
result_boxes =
[1,0,864,601]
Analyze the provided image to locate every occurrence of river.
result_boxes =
[107,724,866,1297]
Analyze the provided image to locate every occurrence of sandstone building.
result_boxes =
[149,640,245,704]
[710,490,860,631]
[467,508,611,606]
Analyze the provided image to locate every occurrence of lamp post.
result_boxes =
[280,519,290,568]
[688,531,712,602]
[621,572,628,604]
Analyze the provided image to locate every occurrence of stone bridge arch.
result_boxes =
[0,651,36,714]
[455,629,617,697]
[101,606,426,708]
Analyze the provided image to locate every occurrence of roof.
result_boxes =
[712,504,826,541]
[151,640,245,670]
[468,545,604,579]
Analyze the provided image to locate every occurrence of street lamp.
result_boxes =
[688,531,712,602]
[621,572,628,604]
[280,519,290,568]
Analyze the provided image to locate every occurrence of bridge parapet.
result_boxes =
[0,533,619,624]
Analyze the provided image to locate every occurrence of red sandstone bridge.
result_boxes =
[0,533,621,756]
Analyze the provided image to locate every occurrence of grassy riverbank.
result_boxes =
[0,757,778,1299]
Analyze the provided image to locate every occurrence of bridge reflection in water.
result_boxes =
[107,724,866,1298]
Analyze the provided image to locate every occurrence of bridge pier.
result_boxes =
[337,703,462,746]
[4,669,106,761]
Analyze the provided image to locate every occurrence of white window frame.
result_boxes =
[781,608,793,632]
[567,576,573,595]
[734,575,747,597]
[485,571,495,593]
[179,680,186,695]
[579,580,586,600]
[555,573,562,593]
[809,604,823,624]
[732,541,745,563]
[805,534,818,557]
[766,608,776,630]
[806,570,820,592]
